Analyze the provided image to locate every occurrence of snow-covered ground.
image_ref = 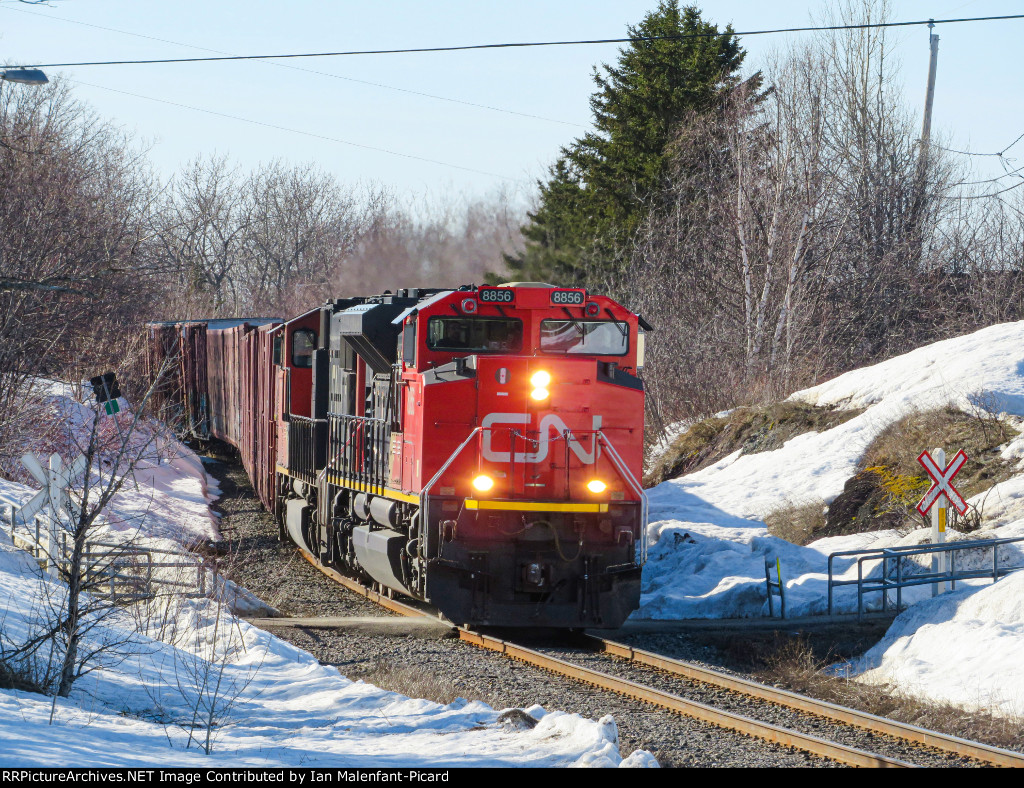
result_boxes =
[640,320,1024,718]
[8,319,1024,755]
[0,384,655,767]
[0,537,654,767]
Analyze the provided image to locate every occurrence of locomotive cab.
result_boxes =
[392,285,647,627]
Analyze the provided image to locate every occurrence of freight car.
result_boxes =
[147,284,650,628]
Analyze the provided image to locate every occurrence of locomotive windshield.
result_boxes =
[427,317,523,353]
[540,319,629,356]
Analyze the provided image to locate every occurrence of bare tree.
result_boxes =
[622,0,966,437]
[167,595,263,754]
[344,187,525,294]
[151,155,247,316]
[0,77,155,480]
[238,162,383,314]
[0,367,176,698]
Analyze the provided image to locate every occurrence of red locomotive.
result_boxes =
[148,284,650,628]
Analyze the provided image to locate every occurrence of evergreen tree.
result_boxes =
[504,2,749,286]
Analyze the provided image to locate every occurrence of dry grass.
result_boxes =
[757,636,1024,752]
[645,402,864,486]
[0,659,47,695]
[864,406,1017,501]
[764,499,828,546]
[347,659,498,707]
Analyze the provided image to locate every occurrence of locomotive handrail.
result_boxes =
[450,424,647,566]
[288,415,328,481]
[419,427,483,563]
[596,430,649,564]
[419,427,484,506]
[327,413,392,492]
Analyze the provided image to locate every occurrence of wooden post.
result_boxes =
[920,22,940,148]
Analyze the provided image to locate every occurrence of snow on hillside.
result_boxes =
[838,571,1024,719]
[0,379,219,545]
[640,320,1024,717]
[0,386,656,767]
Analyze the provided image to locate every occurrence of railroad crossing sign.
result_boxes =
[18,452,87,524]
[916,448,969,517]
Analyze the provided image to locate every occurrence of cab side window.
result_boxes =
[402,321,417,366]
[292,329,316,368]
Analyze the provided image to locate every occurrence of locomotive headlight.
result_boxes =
[530,370,551,388]
[586,479,607,494]
[472,474,494,492]
[530,387,550,401]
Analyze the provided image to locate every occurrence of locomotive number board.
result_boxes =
[549,288,586,305]
[478,287,515,303]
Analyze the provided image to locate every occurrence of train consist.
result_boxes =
[147,284,650,628]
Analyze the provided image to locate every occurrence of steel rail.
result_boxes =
[590,636,1024,768]
[286,551,1019,767]
[293,548,912,767]
[459,629,913,768]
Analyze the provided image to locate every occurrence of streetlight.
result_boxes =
[0,68,48,85]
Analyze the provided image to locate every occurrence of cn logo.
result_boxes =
[481,413,602,464]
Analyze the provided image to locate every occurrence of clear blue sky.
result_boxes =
[0,0,1021,201]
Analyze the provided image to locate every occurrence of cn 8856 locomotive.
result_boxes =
[148,284,650,628]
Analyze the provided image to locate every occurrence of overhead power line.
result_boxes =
[12,14,1024,70]
[954,161,1024,187]
[937,130,1024,158]
[0,3,583,128]
[954,180,1024,200]
[71,78,530,184]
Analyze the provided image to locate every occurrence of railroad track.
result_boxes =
[290,546,1024,768]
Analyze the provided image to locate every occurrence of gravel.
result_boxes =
[527,642,985,767]
[205,457,392,619]
[203,455,857,767]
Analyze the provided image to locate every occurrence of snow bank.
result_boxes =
[639,321,1024,620]
[0,537,652,766]
[1,383,220,546]
[636,321,1024,720]
[839,571,1024,718]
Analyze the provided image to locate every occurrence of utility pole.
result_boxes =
[916,21,939,263]
[920,20,940,153]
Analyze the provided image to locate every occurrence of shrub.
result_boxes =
[765,499,828,545]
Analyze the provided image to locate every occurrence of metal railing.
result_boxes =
[597,430,649,564]
[765,558,787,618]
[3,504,214,602]
[327,413,392,491]
[288,415,327,481]
[827,535,1024,617]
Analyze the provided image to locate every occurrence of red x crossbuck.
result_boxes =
[916,449,969,517]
